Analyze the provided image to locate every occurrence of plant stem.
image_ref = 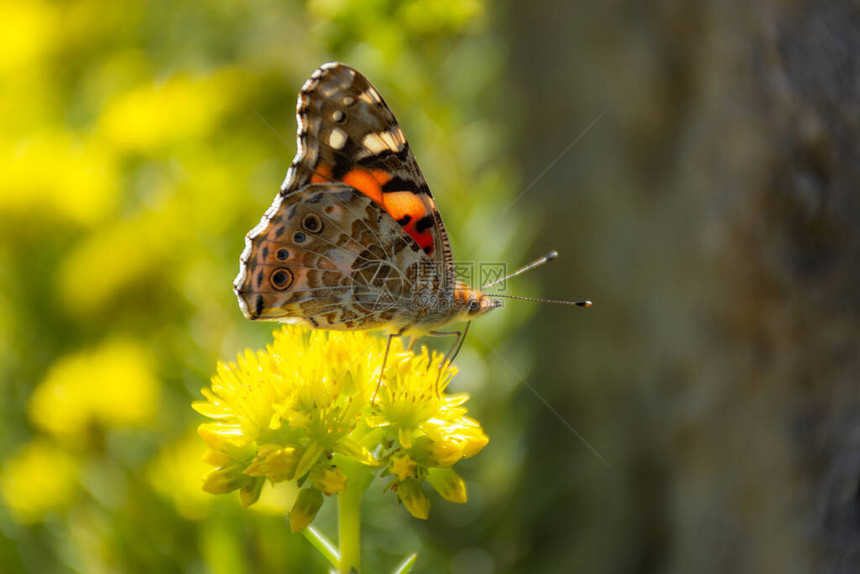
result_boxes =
[301,525,339,568]
[338,462,363,573]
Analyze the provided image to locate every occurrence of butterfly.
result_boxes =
[233,63,589,382]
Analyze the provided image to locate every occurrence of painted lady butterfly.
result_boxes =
[234,62,501,362]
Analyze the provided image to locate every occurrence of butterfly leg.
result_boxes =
[427,320,471,397]
[372,327,407,405]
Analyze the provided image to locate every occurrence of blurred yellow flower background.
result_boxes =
[29,339,159,441]
[0,0,531,571]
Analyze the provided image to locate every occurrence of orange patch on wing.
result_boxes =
[382,191,427,222]
[383,191,434,253]
[342,169,383,203]
[310,164,333,183]
[370,169,392,186]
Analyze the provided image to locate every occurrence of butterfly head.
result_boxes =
[453,285,502,322]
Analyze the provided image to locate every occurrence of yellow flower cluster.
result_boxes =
[194,325,488,528]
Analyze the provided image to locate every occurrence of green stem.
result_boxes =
[301,525,339,567]
[337,460,364,573]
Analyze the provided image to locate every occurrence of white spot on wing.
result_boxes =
[362,133,388,154]
[362,131,403,154]
[379,131,400,150]
[329,128,347,149]
[358,88,382,104]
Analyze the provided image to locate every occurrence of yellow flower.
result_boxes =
[195,325,488,526]
[389,452,419,481]
[365,348,465,447]
[413,417,489,467]
[309,464,348,495]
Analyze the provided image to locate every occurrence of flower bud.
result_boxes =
[410,435,461,468]
[396,479,430,520]
[244,444,301,483]
[290,487,323,533]
[426,468,467,503]
[239,476,265,507]
[202,463,250,495]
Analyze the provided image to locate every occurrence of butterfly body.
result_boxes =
[234,63,500,336]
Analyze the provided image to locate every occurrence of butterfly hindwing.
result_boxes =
[235,182,440,330]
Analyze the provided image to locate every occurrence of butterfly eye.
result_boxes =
[276,248,290,261]
[301,213,323,234]
[293,232,306,243]
[467,299,481,313]
[270,268,293,290]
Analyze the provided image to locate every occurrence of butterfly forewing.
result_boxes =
[280,63,455,288]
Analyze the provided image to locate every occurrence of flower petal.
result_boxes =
[333,437,380,467]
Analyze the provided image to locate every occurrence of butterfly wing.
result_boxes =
[234,182,439,331]
[279,62,456,289]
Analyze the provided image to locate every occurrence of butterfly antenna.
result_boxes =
[489,293,592,307]
[482,250,560,290]
[482,251,592,307]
